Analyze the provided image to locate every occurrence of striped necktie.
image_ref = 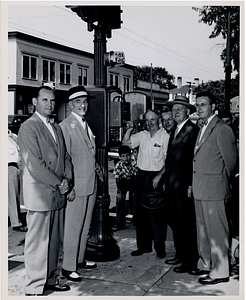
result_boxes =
[82,117,90,139]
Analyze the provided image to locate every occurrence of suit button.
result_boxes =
[193,171,196,173]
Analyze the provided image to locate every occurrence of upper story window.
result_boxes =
[22,54,37,80]
[60,62,71,84]
[78,66,88,86]
[110,73,119,87]
[43,59,55,82]
[123,76,130,92]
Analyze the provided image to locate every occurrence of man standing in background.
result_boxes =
[155,95,199,273]
[123,110,169,258]
[8,129,27,232]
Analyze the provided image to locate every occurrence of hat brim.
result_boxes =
[64,95,95,103]
[165,100,195,113]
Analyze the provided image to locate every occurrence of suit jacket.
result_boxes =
[18,113,73,211]
[192,115,238,201]
[59,113,96,196]
[165,118,199,195]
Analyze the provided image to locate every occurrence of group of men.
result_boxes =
[14,85,238,295]
[17,85,100,295]
[123,92,238,285]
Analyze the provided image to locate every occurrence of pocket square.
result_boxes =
[154,143,161,147]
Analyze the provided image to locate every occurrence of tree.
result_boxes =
[193,76,239,110]
[192,6,240,74]
[134,65,176,90]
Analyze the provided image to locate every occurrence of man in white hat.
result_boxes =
[59,86,103,282]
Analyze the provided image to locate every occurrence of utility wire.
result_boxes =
[8,5,224,78]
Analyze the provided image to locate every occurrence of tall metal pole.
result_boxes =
[67,5,121,261]
[225,7,231,111]
[150,63,153,109]
[94,26,107,87]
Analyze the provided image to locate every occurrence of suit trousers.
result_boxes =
[62,189,96,271]
[8,166,22,227]
[194,199,230,278]
[24,208,64,294]
[135,170,167,254]
[167,193,198,268]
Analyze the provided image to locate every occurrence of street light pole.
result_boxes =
[67,5,122,261]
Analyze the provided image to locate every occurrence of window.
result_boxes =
[43,59,55,82]
[22,54,37,80]
[60,62,71,84]
[123,76,130,92]
[109,73,119,87]
[78,67,88,86]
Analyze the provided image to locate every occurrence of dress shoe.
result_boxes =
[13,226,28,232]
[78,260,97,269]
[46,280,70,292]
[131,249,152,256]
[189,268,210,276]
[25,294,43,296]
[173,265,191,273]
[165,257,182,265]
[157,251,166,259]
[62,268,82,282]
[198,275,229,285]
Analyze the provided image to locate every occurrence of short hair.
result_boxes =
[144,109,160,119]
[196,91,216,105]
[35,86,54,99]
[118,145,131,156]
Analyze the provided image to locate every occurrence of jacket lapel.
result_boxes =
[194,115,218,154]
[168,120,191,153]
[69,114,96,154]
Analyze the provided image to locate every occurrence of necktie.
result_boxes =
[174,126,179,138]
[82,117,90,139]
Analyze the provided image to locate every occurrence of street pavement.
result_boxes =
[6,159,242,298]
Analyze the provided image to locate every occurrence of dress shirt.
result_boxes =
[71,112,93,140]
[175,118,189,137]
[35,112,56,143]
[199,114,216,142]
[130,129,169,171]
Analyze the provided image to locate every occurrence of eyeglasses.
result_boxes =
[172,108,186,113]
[195,103,210,109]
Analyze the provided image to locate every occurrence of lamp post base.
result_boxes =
[85,195,120,262]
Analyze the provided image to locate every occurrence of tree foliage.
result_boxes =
[134,65,176,90]
[193,75,239,110]
[192,6,240,73]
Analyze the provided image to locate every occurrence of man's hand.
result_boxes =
[126,121,134,132]
[58,178,69,194]
[67,188,76,202]
[152,173,162,189]
[187,186,192,198]
[95,163,104,182]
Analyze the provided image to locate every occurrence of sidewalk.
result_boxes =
[7,160,242,297]
[8,219,241,297]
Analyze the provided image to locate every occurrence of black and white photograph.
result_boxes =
[1,1,243,298]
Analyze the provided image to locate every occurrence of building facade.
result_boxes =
[8,31,134,121]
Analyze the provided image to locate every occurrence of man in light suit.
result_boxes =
[191,91,238,285]
[18,86,74,295]
[60,86,102,282]
[155,95,199,272]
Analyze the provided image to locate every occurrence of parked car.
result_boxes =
[8,115,30,134]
